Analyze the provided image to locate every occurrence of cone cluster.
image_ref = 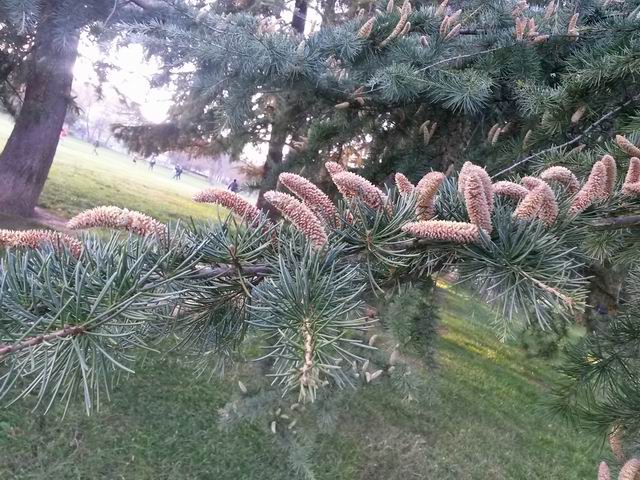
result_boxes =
[401,220,480,244]
[68,206,166,238]
[279,172,338,226]
[568,160,610,215]
[513,181,558,226]
[194,189,265,226]
[493,181,529,200]
[597,458,640,480]
[622,157,640,195]
[263,191,328,248]
[325,161,346,176]
[416,172,445,220]
[459,162,494,232]
[540,166,580,194]
[394,173,415,196]
[330,168,388,210]
[0,229,82,257]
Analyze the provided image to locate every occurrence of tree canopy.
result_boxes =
[1,0,640,476]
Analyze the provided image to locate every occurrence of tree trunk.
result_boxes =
[257,0,308,218]
[254,0,307,215]
[0,11,80,217]
[292,0,308,34]
[256,119,289,217]
[581,263,627,332]
[321,0,337,25]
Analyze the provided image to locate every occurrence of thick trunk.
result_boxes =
[581,263,627,332]
[292,0,307,34]
[435,115,474,172]
[0,11,80,217]
[256,119,289,217]
[321,0,336,25]
[254,0,306,215]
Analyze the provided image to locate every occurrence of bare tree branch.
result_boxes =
[192,238,448,280]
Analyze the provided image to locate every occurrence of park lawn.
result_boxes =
[0,287,608,480]
[0,115,224,224]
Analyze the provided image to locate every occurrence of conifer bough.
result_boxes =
[2,136,640,413]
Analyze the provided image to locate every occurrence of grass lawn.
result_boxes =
[0,115,225,224]
[0,287,607,480]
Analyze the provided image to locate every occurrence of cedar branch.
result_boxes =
[591,214,640,230]
[492,95,640,179]
[0,325,86,357]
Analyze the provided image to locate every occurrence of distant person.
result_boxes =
[228,179,239,193]
[149,157,156,170]
[93,140,100,155]
[173,164,183,180]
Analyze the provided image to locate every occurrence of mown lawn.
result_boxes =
[0,115,224,224]
[0,287,607,480]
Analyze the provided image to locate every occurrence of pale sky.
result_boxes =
[75,40,174,122]
[74,1,323,121]
[72,3,322,163]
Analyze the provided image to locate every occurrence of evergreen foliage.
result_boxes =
[554,304,640,438]
[116,0,640,190]
[2,0,640,475]
[0,141,638,460]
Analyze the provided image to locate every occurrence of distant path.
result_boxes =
[34,207,70,232]
[0,207,69,231]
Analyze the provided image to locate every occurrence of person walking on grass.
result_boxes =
[173,164,183,180]
[149,156,156,171]
[93,140,100,155]
[228,179,239,193]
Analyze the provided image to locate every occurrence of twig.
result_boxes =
[0,325,86,357]
[520,271,575,306]
[492,95,640,179]
[591,214,640,230]
[192,264,272,279]
[417,47,502,73]
[192,238,446,280]
[416,28,611,76]
[103,0,119,26]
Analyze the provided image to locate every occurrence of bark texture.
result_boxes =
[0,6,80,216]
[582,263,627,332]
[256,118,289,218]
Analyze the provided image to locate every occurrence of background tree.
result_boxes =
[1,0,640,475]
[0,0,177,217]
[117,1,640,450]
[116,0,640,219]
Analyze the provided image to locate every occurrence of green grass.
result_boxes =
[0,287,607,480]
[0,115,224,223]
